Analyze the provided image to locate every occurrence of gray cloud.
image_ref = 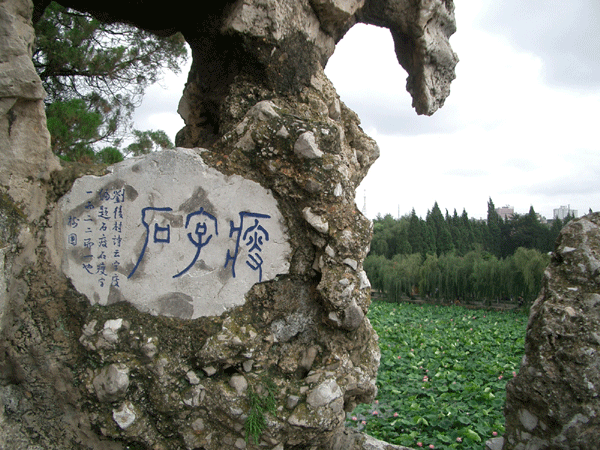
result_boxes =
[478,0,600,89]
[529,176,600,197]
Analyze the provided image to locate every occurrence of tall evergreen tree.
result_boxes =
[33,2,188,159]
[407,209,426,256]
[460,208,476,253]
[427,202,454,256]
[486,198,503,257]
[548,217,563,251]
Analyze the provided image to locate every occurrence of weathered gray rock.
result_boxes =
[357,0,458,115]
[485,436,504,450]
[0,0,45,100]
[174,0,457,147]
[330,427,414,450]
[303,207,330,233]
[307,379,343,408]
[112,401,136,430]
[1,0,457,449]
[504,213,600,450]
[186,370,200,385]
[0,0,59,224]
[229,374,248,395]
[93,364,130,402]
[294,131,324,159]
[52,148,291,319]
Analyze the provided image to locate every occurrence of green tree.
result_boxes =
[363,254,387,293]
[502,206,548,256]
[95,147,124,164]
[370,215,396,258]
[486,198,503,257]
[548,217,563,250]
[370,228,390,257]
[419,253,441,300]
[407,209,426,256]
[34,1,188,159]
[511,247,550,305]
[365,200,555,307]
[459,208,476,254]
[426,202,454,256]
[125,130,174,157]
[45,98,103,160]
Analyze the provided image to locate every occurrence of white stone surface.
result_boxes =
[112,402,136,429]
[186,370,200,385]
[93,364,130,403]
[229,374,248,395]
[302,207,329,233]
[294,131,323,159]
[358,270,371,290]
[53,149,291,319]
[306,379,342,408]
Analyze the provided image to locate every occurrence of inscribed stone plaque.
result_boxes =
[54,149,291,319]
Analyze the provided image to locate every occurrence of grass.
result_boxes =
[346,301,527,449]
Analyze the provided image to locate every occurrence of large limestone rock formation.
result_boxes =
[1,0,457,449]
[504,213,600,450]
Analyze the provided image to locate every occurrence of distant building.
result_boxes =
[554,205,578,220]
[496,205,514,220]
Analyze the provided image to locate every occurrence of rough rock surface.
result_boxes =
[1,0,457,449]
[504,213,600,450]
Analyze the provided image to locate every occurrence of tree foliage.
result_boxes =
[366,248,550,306]
[370,200,570,261]
[33,1,188,160]
[366,199,574,306]
[124,130,174,158]
[45,98,104,159]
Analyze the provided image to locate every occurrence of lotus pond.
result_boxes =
[347,301,527,449]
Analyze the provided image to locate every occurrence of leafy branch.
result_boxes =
[245,379,277,445]
[33,1,188,160]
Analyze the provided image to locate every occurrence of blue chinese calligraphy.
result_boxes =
[68,188,125,288]
[127,207,271,282]
[67,215,79,228]
[224,212,271,282]
[70,187,274,287]
[127,207,173,279]
[173,208,218,278]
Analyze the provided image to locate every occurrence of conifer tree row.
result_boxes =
[366,199,573,306]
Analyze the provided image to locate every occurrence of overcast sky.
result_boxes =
[134,0,600,221]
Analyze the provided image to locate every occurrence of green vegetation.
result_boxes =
[245,379,277,444]
[366,247,549,306]
[371,199,569,260]
[367,199,571,306]
[33,2,188,162]
[347,302,527,449]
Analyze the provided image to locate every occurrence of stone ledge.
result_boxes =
[331,428,415,450]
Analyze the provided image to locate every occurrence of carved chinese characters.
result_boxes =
[53,149,291,319]
[66,187,126,290]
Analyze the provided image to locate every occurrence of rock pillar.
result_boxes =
[1,0,458,449]
[504,213,600,450]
